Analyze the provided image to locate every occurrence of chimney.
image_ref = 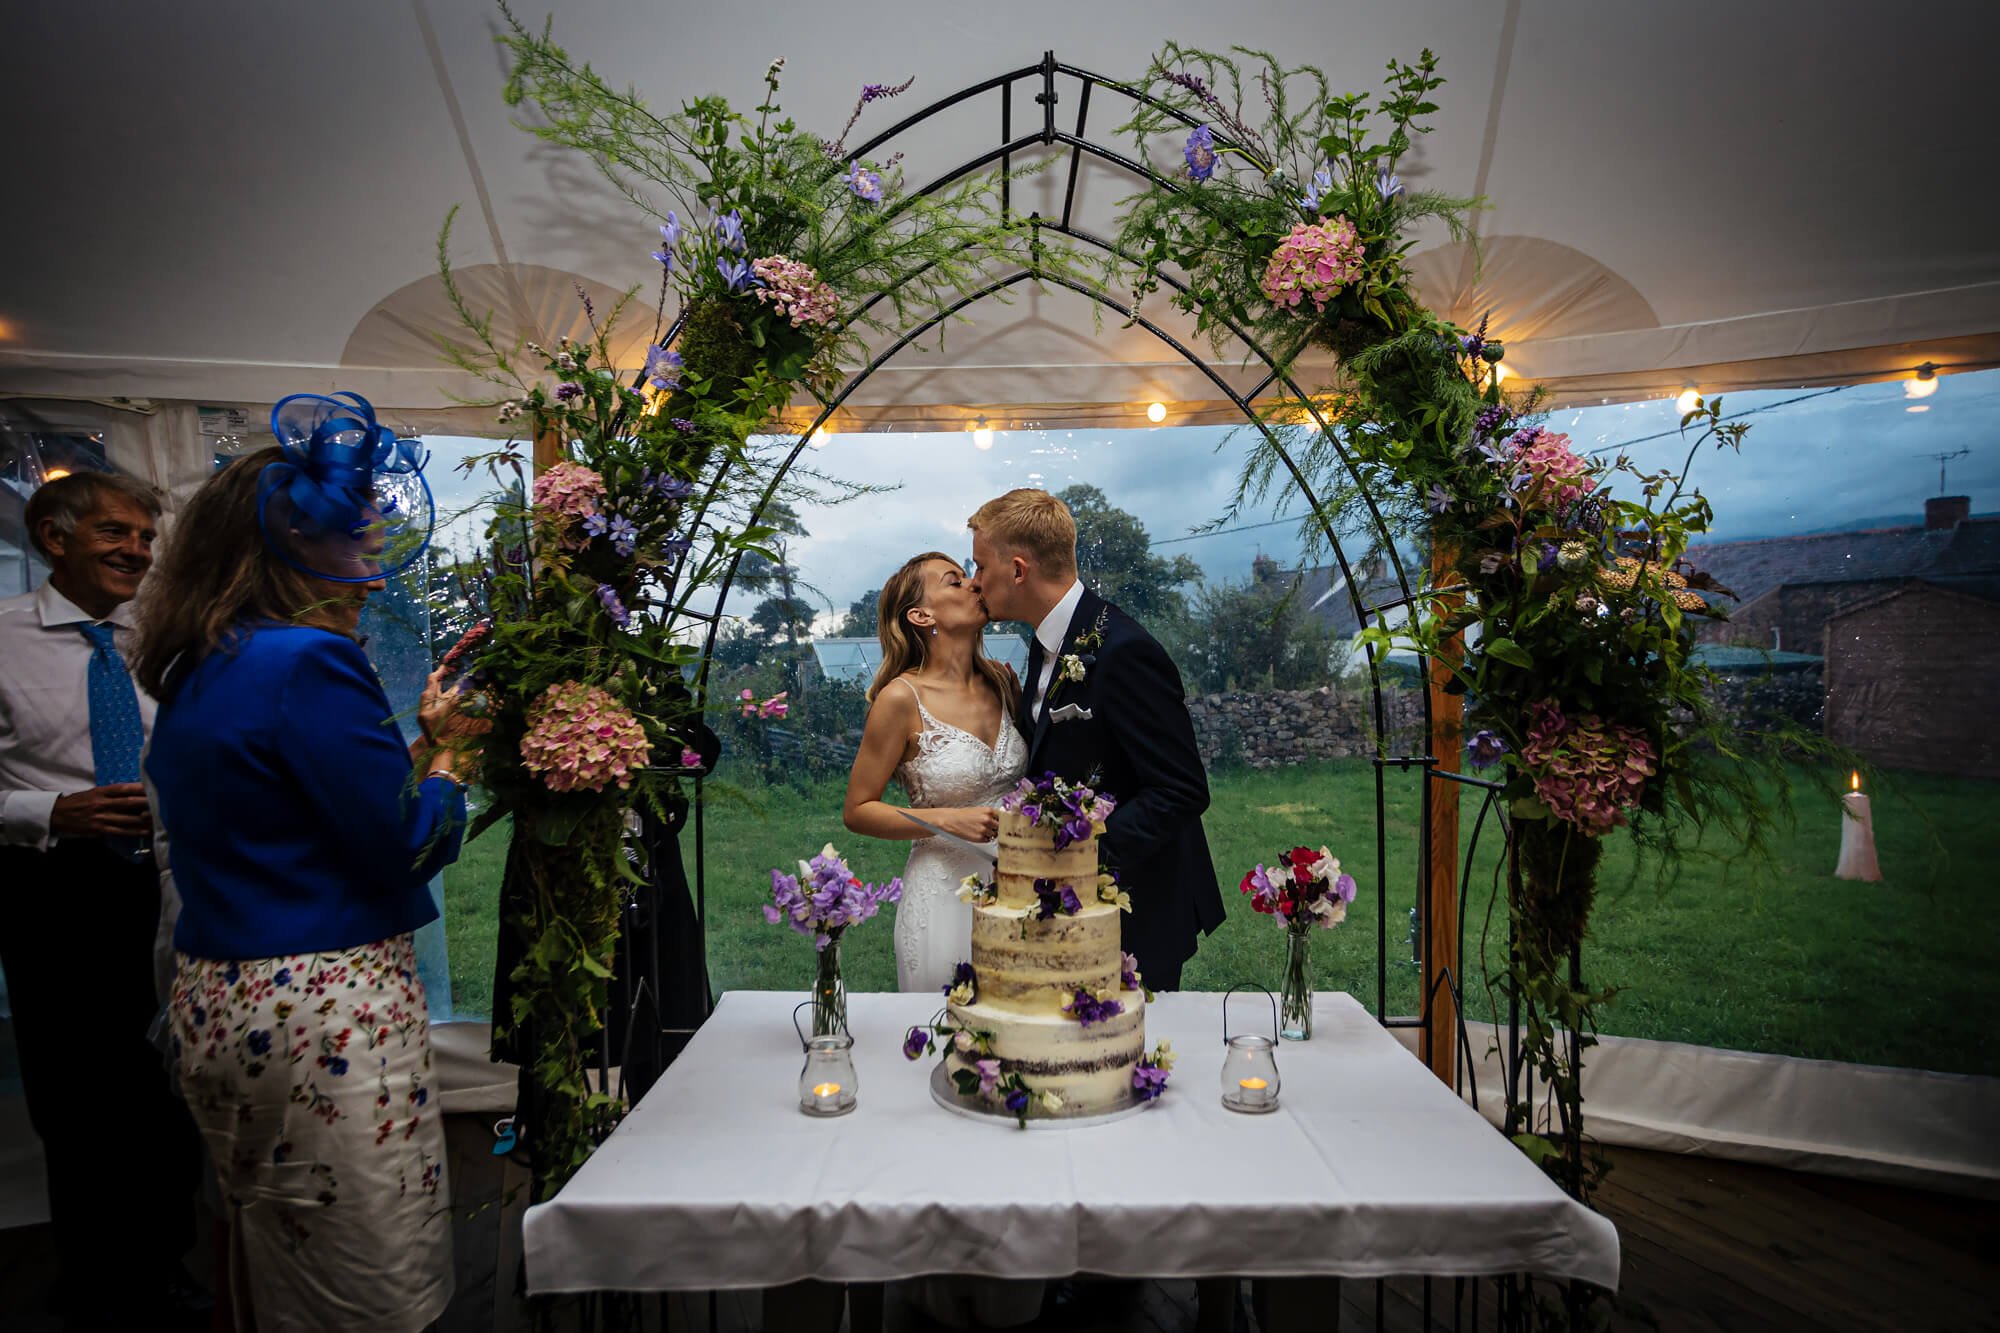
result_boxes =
[1925,495,1970,530]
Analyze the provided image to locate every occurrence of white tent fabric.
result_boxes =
[3,0,1998,434]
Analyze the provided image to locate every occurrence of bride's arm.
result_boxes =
[841,686,1000,843]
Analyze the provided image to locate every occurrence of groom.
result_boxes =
[967,488,1223,989]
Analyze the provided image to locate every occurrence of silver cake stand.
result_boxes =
[928,1060,1155,1129]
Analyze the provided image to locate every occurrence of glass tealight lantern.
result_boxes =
[794,1002,858,1117]
[1221,985,1282,1114]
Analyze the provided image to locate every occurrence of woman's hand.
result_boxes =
[924,806,1001,843]
[418,665,493,743]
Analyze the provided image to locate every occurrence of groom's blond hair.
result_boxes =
[967,488,1077,577]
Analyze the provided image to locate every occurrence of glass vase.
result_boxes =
[811,937,847,1037]
[1279,926,1313,1041]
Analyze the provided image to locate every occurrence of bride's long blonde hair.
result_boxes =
[867,551,1020,714]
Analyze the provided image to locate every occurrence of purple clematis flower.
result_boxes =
[718,256,755,292]
[713,209,747,255]
[1466,729,1509,769]
[645,345,683,392]
[845,164,883,202]
[1183,125,1218,182]
[1301,164,1335,213]
[902,1026,932,1060]
[594,583,630,629]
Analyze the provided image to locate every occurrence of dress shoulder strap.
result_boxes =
[896,675,935,723]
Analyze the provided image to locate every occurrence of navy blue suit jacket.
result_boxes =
[1021,589,1222,985]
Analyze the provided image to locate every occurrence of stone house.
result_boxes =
[1683,496,2000,777]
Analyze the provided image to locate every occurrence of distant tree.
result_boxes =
[834,587,881,639]
[1057,484,1202,624]
[750,594,817,644]
[1173,575,1339,694]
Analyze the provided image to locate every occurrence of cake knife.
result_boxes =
[896,809,1000,865]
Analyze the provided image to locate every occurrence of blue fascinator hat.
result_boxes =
[258,392,435,583]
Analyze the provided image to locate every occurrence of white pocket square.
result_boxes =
[1049,703,1094,724]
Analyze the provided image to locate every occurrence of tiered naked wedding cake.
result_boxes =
[934,780,1162,1121]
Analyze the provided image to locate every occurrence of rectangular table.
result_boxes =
[524,990,1619,1294]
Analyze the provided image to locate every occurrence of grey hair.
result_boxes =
[24,471,163,558]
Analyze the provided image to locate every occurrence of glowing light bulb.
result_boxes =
[1492,362,1513,385]
[1146,401,1167,423]
[971,418,993,451]
[1675,387,1702,415]
[1904,364,1938,399]
[43,467,71,481]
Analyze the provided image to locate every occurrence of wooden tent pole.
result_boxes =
[532,416,563,474]
[1424,540,1463,1089]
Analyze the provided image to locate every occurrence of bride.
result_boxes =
[842,550,1026,992]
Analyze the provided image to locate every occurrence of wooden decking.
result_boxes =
[3,1133,1994,1331]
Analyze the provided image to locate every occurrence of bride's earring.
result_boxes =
[929,627,937,636]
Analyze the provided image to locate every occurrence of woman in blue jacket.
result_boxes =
[136,394,475,1332]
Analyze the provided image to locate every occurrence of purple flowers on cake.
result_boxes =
[1062,988,1125,1029]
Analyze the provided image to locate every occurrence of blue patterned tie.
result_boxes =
[79,622,148,861]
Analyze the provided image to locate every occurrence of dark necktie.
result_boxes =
[79,622,149,862]
[1022,635,1046,726]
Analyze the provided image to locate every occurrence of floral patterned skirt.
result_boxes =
[169,933,452,1333]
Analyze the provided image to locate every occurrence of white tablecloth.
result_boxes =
[523,990,1620,1293]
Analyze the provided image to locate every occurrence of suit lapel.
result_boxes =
[1030,588,1102,761]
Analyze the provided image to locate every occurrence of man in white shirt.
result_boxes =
[0,471,203,1328]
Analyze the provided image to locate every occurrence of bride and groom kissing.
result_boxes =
[841,487,1226,993]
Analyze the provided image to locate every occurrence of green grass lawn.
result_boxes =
[443,761,2000,1076]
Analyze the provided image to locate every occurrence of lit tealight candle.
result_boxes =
[1238,1078,1269,1092]
[812,1082,842,1099]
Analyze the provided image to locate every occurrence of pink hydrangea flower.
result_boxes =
[530,460,604,522]
[750,255,840,328]
[1520,699,1657,835]
[519,681,652,793]
[1260,216,1365,312]
[1509,429,1597,512]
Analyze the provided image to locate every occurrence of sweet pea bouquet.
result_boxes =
[1239,845,1357,931]
[764,843,901,950]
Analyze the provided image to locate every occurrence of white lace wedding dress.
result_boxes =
[889,678,1028,993]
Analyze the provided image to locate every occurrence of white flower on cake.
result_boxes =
[1097,871,1131,913]
[946,981,975,1006]
[1038,1090,1064,1111]
[1151,1039,1176,1071]
[952,1029,975,1053]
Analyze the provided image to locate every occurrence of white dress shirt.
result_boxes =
[1029,579,1086,723]
[0,581,155,849]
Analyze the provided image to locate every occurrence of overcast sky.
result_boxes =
[425,367,1999,627]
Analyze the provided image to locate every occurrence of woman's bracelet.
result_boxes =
[425,766,467,789]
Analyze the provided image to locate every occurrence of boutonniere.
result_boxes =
[1045,607,1108,709]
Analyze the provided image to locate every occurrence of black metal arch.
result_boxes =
[666,52,1479,1055]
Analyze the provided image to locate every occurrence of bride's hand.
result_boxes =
[926,806,1001,843]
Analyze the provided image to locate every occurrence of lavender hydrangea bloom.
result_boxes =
[594,584,630,628]
[1183,125,1218,182]
[1466,729,1509,769]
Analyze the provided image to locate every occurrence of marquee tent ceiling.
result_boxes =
[4,0,1998,435]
